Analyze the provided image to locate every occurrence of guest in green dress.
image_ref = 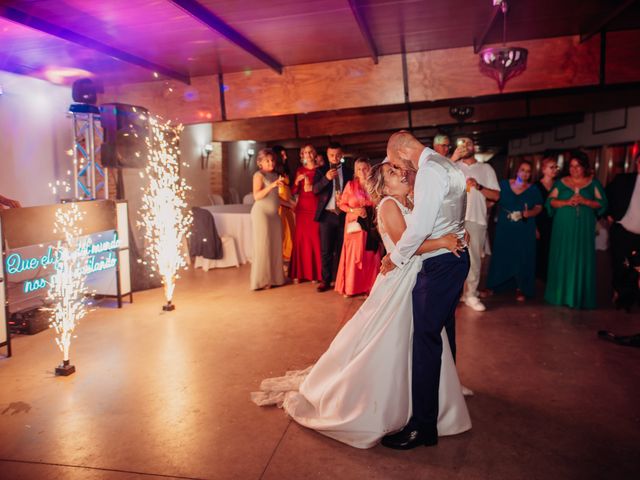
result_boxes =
[544,152,608,309]
[486,161,543,301]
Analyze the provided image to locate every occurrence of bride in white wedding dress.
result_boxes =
[251,162,471,449]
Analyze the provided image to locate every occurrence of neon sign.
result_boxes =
[5,235,119,293]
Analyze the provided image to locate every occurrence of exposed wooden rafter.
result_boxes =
[473,4,502,53]
[348,0,379,64]
[168,0,284,74]
[580,0,638,43]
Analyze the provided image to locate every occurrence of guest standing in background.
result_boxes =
[432,133,465,162]
[290,144,323,283]
[456,137,500,312]
[534,157,559,281]
[334,158,381,297]
[545,151,608,309]
[273,145,296,265]
[250,149,286,290]
[313,142,354,292]
[486,161,543,301]
[606,153,640,310]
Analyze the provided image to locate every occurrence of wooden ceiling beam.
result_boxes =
[473,4,502,54]
[169,0,283,74]
[580,0,638,43]
[0,5,191,84]
[348,0,379,64]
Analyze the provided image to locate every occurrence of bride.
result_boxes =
[252,162,472,449]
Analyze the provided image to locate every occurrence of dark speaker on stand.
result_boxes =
[100,103,149,169]
[99,103,159,292]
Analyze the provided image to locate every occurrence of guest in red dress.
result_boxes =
[289,144,323,282]
[335,158,381,296]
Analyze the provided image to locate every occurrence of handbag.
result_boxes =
[346,221,362,234]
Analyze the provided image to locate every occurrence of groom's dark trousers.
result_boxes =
[411,249,470,430]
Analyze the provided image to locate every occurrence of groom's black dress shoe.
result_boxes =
[381,425,438,450]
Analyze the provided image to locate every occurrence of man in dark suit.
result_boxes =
[606,154,640,309]
[313,142,353,292]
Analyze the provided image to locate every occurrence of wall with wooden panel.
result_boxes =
[297,108,408,137]
[97,33,640,137]
[213,115,296,142]
[606,30,640,84]
[208,142,225,198]
[100,75,222,124]
[222,55,405,120]
[407,35,600,102]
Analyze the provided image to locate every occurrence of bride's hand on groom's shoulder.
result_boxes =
[380,254,396,275]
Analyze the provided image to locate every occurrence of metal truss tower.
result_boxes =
[69,104,107,200]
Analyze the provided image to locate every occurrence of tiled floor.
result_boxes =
[0,265,638,480]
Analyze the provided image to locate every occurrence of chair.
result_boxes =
[228,187,240,204]
[194,237,240,270]
[242,193,255,205]
[209,194,224,206]
[190,207,240,271]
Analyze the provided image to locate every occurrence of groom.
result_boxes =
[380,131,469,449]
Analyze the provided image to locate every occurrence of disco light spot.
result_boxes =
[184,89,199,102]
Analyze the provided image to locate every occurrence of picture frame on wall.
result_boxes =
[554,124,576,141]
[529,132,544,146]
[593,108,628,134]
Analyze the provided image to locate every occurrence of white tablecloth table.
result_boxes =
[201,204,253,264]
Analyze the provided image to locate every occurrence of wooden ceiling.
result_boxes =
[2,0,640,85]
[3,1,640,155]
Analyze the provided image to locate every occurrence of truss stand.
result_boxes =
[69,104,107,200]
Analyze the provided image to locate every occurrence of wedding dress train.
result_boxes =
[252,197,471,448]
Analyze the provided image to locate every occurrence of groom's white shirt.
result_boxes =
[390,147,465,268]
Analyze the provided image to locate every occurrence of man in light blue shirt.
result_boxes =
[380,131,469,450]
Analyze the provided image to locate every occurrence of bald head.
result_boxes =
[386,131,424,171]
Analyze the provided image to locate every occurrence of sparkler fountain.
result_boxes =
[48,203,90,376]
[139,117,192,311]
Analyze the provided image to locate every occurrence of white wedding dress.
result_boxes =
[251,196,471,448]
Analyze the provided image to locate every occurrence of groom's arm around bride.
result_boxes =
[380,131,470,450]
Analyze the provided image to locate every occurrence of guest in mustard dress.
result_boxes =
[273,146,295,264]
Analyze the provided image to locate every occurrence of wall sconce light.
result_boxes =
[201,143,214,169]
[243,142,256,170]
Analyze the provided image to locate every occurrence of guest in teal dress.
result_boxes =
[486,161,543,301]
[544,152,607,309]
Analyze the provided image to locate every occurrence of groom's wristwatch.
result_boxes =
[477,184,484,191]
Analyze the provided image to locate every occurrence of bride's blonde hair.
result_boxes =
[367,163,387,204]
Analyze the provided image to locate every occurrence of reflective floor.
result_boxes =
[0,264,638,480]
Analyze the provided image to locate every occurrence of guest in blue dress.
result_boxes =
[486,161,543,301]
